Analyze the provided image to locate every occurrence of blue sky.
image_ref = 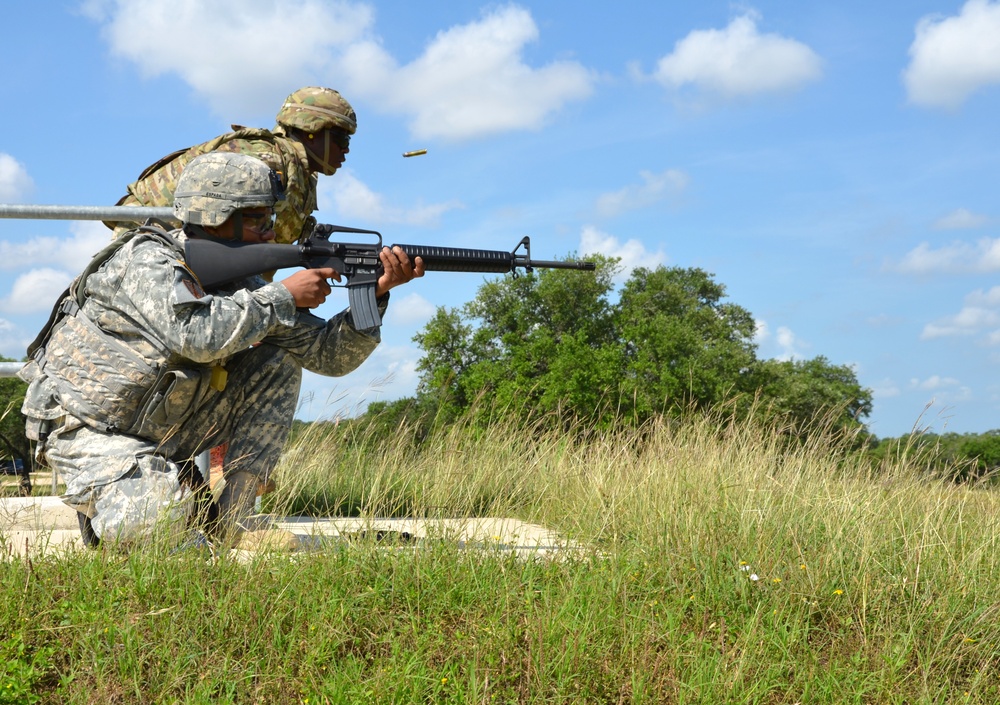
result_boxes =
[2,0,1000,438]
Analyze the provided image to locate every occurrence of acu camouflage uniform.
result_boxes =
[108,87,357,246]
[20,224,385,544]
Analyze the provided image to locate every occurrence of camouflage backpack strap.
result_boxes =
[26,227,181,358]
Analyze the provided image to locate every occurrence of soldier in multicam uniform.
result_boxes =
[20,153,424,548]
[107,86,356,247]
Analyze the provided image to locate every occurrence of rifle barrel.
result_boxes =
[392,243,595,273]
[0,204,175,222]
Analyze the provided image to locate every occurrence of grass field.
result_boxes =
[3,411,1000,703]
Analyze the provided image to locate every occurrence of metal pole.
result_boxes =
[0,204,175,222]
[0,362,23,378]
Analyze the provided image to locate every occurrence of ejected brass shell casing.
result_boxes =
[402,149,427,157]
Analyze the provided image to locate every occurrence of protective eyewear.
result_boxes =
[241,210,276,233]
[327,129,351,150]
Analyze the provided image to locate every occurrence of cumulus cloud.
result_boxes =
[0,269,73,314]
[904,0,1000,109]
[0,222,111,272]
[933,208,989,230]
[340,6,594,140]
[754,320,808,361]
[872,378,901,399]
[0,154,34,203]
[579,226,667,281]
[595,169,689,218]
[921,286,1000,342]
[0,318,25,360]
[911,375,962,391]
[82,0,373,116]
[85,1,594,140]
[907,375,973,404]
[318,169,462,225]
[652,12,822,100]
[383,292,436,327]
[895,238,1000,274]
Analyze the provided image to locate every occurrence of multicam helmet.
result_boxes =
[275,86,357,135]
[173,153,283,227]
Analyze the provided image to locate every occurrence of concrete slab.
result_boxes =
[0,496,580,561]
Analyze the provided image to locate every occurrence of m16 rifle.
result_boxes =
[0,205,596,329]
[186,224,595,329]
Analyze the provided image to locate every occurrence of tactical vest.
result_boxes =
[109,126,316,246]
[21,227,211,439]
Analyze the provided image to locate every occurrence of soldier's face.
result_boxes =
[300,128,349,175]
[239,209,277,243]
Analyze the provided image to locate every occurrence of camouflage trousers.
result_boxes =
[41,344,301,544]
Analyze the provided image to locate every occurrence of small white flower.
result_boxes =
[749,573,760,581]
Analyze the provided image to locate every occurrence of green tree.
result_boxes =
[414,255,622,426]
[751,356,873,441]
[957,430,1000,481]
[616,266,758,419]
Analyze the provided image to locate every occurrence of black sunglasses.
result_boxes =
[327,129,351,150]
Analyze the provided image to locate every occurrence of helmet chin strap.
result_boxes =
[230,212,244,242]
[304,131,338,175]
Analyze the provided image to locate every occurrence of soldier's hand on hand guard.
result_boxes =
[376,246,424,297]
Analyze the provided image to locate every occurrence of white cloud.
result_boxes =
[872,378,901,399]
[383,292,436,327]
[774,325,807,361]
[933,207,989,230]
[0,222,111,271]
[911,375,962,391]
[0,269,73,314]
[84,0,374,116]
[339,5,595,140]
[0,318,25,361]
[318,169,462,226]
[904,0,1000,110]
[0,154,34,203]
[754,319,769,344]
[920,286,1000,342]
[895,238,1000,274]
[579,226,667,281]
[86,2,594,141]
[754,320,808,361]
[653,12,822,100]
[907,375,973,404]
[595,169,689,218]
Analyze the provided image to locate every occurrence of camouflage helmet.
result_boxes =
[173,153,283,228]
[275,86,357,135]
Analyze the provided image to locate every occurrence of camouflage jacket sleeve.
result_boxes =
[260,301,384,378]
[91,238,380,377]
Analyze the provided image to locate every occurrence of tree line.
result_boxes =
[2,257,996,485]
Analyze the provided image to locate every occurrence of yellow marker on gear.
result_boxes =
[402,149,427,158]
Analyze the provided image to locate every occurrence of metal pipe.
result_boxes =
[0,362,24,378]
[0,204,175,222]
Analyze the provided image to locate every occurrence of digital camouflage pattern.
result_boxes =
[173,152,282,228]
[109,126,316,245]
[275,86,357,135]
[21,228,385,544]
